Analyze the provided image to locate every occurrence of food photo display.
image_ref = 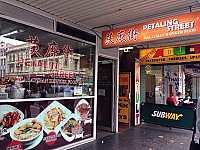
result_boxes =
[0,98,93,150]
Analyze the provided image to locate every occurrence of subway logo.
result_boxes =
[151,110,183,121]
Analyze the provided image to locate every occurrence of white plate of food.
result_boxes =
[75,99,91,122]
[0,105,24,135]
[24,132,43,150]
[10,118,44,146]
[36,101,72,134]
[60,113,83,142]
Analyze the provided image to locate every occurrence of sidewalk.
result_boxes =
[71,123,200,150]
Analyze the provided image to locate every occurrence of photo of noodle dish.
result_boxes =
[0,105,24,135]
[60,114,83,142]
[37,101,71,134]
[75,99,91,124]
[10,118,44,146]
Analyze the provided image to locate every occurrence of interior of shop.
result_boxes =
[145,63,200,107]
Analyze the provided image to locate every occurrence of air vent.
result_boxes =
[0,1,54,31]
[57,22,96,44]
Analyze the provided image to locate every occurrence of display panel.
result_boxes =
[0,98,93,149]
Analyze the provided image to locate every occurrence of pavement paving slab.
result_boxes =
[71,123,200,150]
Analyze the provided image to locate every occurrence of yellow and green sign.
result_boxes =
[140,43,200,64]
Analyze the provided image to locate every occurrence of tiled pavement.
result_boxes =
[71,123,200,150]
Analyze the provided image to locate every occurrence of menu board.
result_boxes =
[0,98,93,150]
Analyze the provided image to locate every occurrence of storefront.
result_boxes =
[102,11,200,126]
[140,44,200,104]
[0,14,97,150]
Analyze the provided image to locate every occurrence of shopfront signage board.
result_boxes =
[139,43,200,64]
[141,102,196,130]
[102,11,200,48]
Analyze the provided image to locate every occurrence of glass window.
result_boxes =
[0,18,95,99]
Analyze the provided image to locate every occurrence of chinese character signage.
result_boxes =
[102,11,200,48]
[0,99,93,150]
[16,36,74,78]
[139,43,200,64]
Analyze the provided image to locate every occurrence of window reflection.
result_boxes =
[0,19,95,99]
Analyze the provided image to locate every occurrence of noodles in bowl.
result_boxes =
[10,118,44,143]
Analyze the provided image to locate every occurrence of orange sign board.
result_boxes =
[102,11,200,48]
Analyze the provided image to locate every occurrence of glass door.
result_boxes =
[97,57,117,132]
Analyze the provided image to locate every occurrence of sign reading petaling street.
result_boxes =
[139,43,200,64]
[4,36,83,85]
[102,11,200,48]
[16,36,74,78]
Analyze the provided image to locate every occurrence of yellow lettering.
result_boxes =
[165,112,183,120]
[175,114,183,120]
[165,112,172,119]
[170,113,176,120]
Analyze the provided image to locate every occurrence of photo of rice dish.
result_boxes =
[61,118,82,137]
[0,111,21,130]
[14,120,42,140]
[43,107,65,130]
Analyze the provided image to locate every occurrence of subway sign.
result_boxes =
[151,110,183,121]
[139,43,200,64]
[141,103,196,130]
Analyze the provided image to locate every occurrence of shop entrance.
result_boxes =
[97,56,117,137]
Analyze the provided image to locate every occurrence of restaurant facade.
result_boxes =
[1,1,200,150]
[102,11,200,130]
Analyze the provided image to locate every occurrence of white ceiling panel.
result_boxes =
[13,0,199,32]
[11,0,200,48]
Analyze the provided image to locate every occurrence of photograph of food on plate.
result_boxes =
[75,99,92,124]
[10,118,44,149]
[44,107,65,130]
[0,105,24,135]
[60,114,83,142]
[37,101,71,134]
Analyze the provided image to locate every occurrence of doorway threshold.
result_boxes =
[96,129,114,139]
